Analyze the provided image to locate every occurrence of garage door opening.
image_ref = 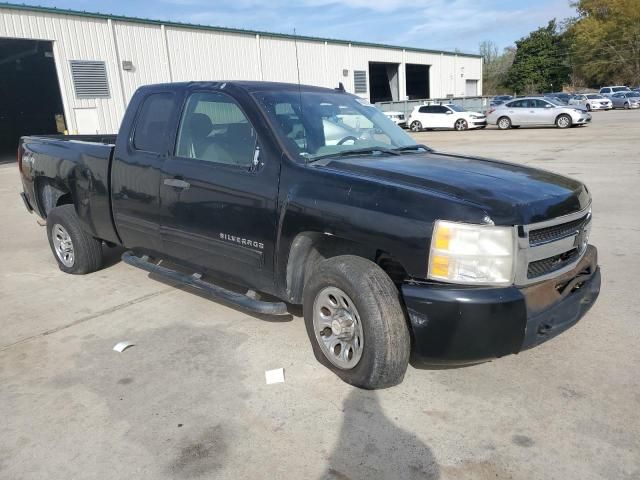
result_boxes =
[368,62,399,103]
[0,38,64,162]
[405,63,430,100]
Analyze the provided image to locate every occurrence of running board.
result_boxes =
[122,251,289,316]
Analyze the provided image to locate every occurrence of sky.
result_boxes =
[8,0,577,54]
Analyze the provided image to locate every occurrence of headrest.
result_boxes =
[189,113,213,139]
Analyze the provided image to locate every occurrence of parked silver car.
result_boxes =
[487,97,592,129]
[599,86,631,97]
[569,94,612,111]
[610,91,640,109]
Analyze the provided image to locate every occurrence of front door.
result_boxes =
[158,89,280,291]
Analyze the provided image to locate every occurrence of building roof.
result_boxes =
[0,2,482,59]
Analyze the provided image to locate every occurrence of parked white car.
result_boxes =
[569,94,612,111]
[599,86,630,97]
[408,104,486,131]
[383,111,407,128]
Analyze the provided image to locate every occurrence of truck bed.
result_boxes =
[19,134,120,245]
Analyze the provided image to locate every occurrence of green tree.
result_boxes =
[505,20,571,94]
[569,0,640,86]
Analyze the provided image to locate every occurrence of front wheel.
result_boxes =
[303,256,410,389]
[556,114,572,129]
[454,119,468,131]
[410,121,423,132]
[46,205,104,274]
[586,104,591,111]
[624,102,630,109]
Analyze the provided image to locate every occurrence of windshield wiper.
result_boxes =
[392,144,432,153]
[306,147,401,164]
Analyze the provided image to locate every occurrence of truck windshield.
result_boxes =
[253,89,417,161]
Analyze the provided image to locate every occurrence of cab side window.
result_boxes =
[175,91,257,167]
[133,92,175,153]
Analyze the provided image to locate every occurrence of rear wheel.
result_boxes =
[556,114,572,129]
[624,102,630,109]
[454,119,468,131]
[303,255,410,389]
[497,116,512,130]
[46,205,103,274]
[410,121,423,132]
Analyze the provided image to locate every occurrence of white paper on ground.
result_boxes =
[113,341,135,353]
[265,368,285,384]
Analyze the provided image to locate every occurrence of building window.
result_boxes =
[70,60,110,98]
[354,70,367,94]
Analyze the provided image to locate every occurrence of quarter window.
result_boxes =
[133,92,175,153]
[175,92,257,167]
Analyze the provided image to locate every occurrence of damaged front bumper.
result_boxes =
[402,245,600,367]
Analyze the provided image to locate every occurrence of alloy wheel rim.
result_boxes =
[558,116,569,127]
[499,118,509,129]
[455,120,466,130]
[52,223,74,267]
[312,286,364,370]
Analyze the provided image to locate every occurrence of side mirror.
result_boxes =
[545,104,553,108]
[445,110,453,115]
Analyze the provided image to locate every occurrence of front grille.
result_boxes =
[527,248,579,279]
[528,214,589,246]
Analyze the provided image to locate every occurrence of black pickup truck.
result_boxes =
[18,81,600,389]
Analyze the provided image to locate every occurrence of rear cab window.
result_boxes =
[133,92,176,153]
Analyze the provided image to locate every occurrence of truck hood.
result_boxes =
[319,151,590,225]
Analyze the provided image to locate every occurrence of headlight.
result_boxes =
[427,220,515,285]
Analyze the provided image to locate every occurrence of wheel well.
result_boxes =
[36,178,71,217]
[498,115,510,124]
[285,232,408,304]
[555,113,571,122]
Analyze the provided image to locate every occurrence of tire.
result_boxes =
[556,114,572,129]
[497,116,512,130]
[303,255,410,389]
[410,121,422,132]
[624,102,630,109]
[454,119,468,131]
[586,104,591,111]
[46,205,103,274]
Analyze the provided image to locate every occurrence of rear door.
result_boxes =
[158,87,280,290]
[504,100,525,124]
[111,88,181,253]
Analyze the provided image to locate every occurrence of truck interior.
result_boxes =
[368,62,400,103]
[405,63,430,100]
[0,38,64,163]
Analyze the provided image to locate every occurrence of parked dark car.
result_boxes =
[490,95,513,107]
[18,81,601,389]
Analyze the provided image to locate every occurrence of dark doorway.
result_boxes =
[405,63,430,100]
[0,38,64,162]
[368,62,399,103]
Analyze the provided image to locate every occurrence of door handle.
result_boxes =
[163,178,191,189]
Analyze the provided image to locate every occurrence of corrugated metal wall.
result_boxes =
[0,7,482,134]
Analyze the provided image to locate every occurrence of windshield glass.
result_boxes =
[254,90,417,160]
[612,87,630,92]
[586,94,603,99]
[447,104,466,112]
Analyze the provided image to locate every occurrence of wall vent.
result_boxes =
[354,70,367,93]
[70,60,110,98]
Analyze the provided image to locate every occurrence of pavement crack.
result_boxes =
[0,288,172,351]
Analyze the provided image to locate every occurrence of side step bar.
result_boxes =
[122,251,289,316]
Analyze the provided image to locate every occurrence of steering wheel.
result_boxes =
[337,136,358,145]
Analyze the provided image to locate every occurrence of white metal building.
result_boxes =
[0,3,482,153]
